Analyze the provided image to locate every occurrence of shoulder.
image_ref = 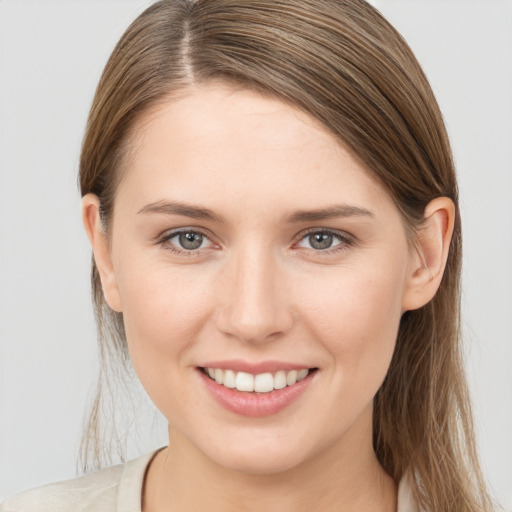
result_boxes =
[0,463,122,512]
[0,451,159,512]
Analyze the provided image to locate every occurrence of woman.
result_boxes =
[1,0,497,511]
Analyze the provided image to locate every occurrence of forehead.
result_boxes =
[131,84,344,164]
[117,83,396,218]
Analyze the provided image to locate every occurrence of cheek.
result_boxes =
[114,260,220,421]
[301,254,407,379]
[114,256,214,375]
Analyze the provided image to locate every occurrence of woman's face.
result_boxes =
[100,84,417,474]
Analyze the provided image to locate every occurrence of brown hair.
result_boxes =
[79,1,494,510]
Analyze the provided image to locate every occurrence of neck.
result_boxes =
[143,408,397,512]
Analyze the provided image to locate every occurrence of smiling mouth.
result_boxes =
[200,367,317,393]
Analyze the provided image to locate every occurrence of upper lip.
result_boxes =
[199,359,315,374]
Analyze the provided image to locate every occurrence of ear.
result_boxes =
[82,194,123,312]
[402,197,455,312]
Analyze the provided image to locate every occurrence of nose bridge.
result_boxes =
[216,241,292,343]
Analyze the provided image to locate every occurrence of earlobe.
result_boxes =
[402,197,455,312]
[81,194,123,313]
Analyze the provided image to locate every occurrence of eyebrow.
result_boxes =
[283,204,375,223]
[137,200,374,224]
[137,200,224,222]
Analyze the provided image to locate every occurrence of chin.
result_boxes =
[207,443,311,476]
[186,422,333,476]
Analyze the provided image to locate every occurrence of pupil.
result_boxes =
[179,232,203,250]
[310,232,333,250]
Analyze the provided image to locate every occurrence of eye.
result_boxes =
[159,229,213,253]
[175,231,206,250]
[296,229,351,252]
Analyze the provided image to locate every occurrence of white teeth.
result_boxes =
[274,370,287,390]
[223,369,236,389]
[235,372,254,392]
[254,373,274,393]
[286,370,298,386]
[205,367,311,392]
[297,369,309,382]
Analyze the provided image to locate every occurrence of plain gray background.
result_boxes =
[1,0,511,508]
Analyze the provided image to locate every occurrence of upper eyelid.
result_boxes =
[293,228,356,255]
[158,226,213,241]
[156,228,216,257]
[295,227,354,242]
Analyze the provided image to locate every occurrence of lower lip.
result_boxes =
[198,369,315,417]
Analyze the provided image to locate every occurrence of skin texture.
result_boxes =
[83,84,454,512]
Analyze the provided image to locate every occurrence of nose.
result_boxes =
[215,245,294,345]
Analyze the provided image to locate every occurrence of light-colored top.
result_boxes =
[1,450,419,512]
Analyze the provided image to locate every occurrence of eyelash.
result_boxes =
[157,228,214,257]
[296,228,355,254]
[156,227,355,256]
